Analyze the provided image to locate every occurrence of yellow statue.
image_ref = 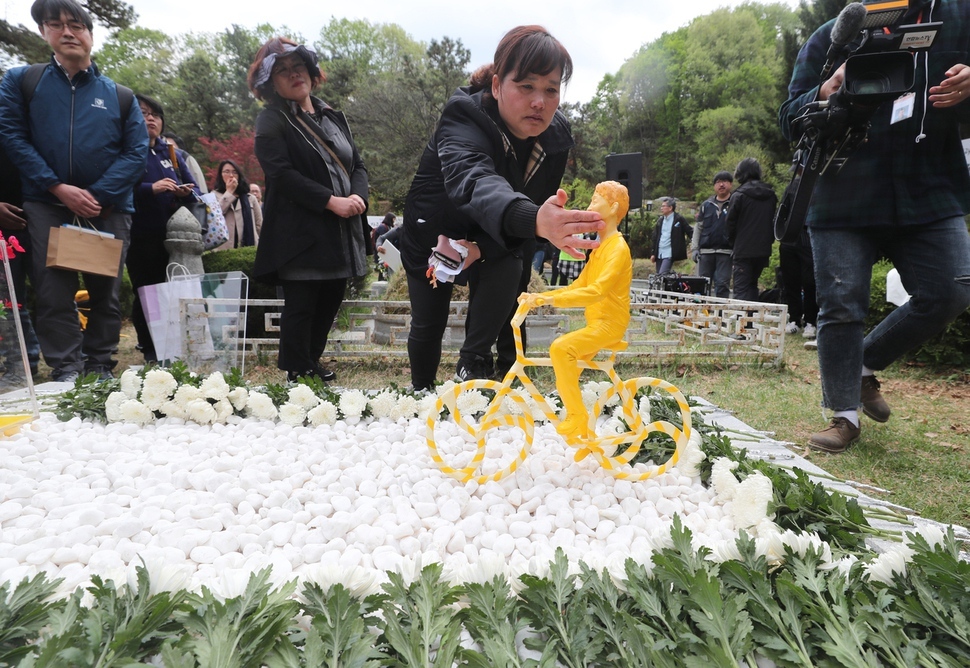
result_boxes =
[520,180,632,439]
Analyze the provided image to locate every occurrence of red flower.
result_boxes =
[0,233,24,259]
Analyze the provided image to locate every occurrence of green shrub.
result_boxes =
[203,247,274,337]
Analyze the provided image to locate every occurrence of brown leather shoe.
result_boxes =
[860,376,890,423]
[808,417,861,454]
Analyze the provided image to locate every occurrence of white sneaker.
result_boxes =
[785,322,800,335]
[804,339,818,350]
[802,323,817,339]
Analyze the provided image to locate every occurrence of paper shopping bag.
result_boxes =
[138,277,204,361]
[46,224,124,277]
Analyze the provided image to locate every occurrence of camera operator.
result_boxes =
[779,0,970,454]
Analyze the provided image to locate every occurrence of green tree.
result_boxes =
[93,27,177,99]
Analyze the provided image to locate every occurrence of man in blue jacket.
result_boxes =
[0,0,148,382]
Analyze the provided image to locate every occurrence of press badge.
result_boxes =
[891,92,915,124]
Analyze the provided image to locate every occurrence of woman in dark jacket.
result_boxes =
[248,38,369,383]
[726,157,777,301]
[130,94,200,363]
[401,25,602,391]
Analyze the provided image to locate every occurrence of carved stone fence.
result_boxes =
[183,290,788,366]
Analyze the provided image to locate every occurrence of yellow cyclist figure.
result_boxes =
[520,180,632,440]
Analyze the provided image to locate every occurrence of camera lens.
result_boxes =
[848,73,891,96]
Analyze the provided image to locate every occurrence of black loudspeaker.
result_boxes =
[605,152,643,209]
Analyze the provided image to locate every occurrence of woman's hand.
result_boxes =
[225,175,238,196]
[152,178,179,195]
[452,240,481,265]
[326,195,366,218]
[536,189,604,259]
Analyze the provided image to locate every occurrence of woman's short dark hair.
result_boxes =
[214,159,251,196]
[135,93,164,132]
[734,158,763,185]
[381,212,396,227]
[247,37,324,101]
[469,25,572,99]
[31,0,93,31]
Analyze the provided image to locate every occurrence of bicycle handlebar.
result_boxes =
[511,296,535,329]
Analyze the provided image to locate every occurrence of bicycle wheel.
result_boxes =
[587,376,693,481]
[425,379,536,484]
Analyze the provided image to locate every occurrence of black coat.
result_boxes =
[400,86,572,273]
[651,213,693,261]
[253,99,369,282]
[726,181,777,259]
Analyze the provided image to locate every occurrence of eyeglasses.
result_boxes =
[139,108,160,120]
[221,169,238,175]
[271,62,308,78]
[44,20,88,34]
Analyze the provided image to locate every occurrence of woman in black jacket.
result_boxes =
[726,158,777,302]
[248,38,369,382]
[401,25,603,391]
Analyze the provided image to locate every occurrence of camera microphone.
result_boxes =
[820,2,868,81]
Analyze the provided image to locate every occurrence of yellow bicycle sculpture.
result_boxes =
[425,300,693,484]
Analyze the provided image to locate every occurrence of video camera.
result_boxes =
[773,0,942,242]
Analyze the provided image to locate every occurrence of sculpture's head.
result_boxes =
[588,180,629,233]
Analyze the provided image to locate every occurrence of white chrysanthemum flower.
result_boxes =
[307,401,338,426]
[731,471,774,529]
[142,368,177,398]
[173,384,204,408]
[129,557,191,596]
[676,429,707,478]
[213,398,234,422]
[279,403,307,427]
[120,369,142,399]
[638,394,652,422]
[909,523,947,551]
[226,387,248,411]
[455,390,488,415]
[820,554,859,577]
[287,384,320,411]
[581,387,599,411]
[452,552,509,585]
[437,380,457,397]
[120,399,154,425]
[339,389,369,418]
[754,521,786,566]
[391,395,418,420]
[199,371,231,401]
[780,530,832,564]
[864,544,915,585]
[139,386,170,412]
[368,391,398,419]
[706,537,743,564]
[599,416,624,436]
[159,399,186,420]
[299,563,381,599]
[711,457,741,501]
[186,398,217,424]
[415,394,440,420]
[247,391,278,420]
[104,391,127,422]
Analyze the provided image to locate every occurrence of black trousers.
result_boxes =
[780,240,818,326]
[277,278,346,372]
[126,233,169,362]
[407,248,526,389]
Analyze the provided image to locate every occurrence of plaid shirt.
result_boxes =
[779,0,970,229]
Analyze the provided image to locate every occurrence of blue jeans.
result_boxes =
[810,218,970,412]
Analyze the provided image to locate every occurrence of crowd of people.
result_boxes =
[1,0,969,454]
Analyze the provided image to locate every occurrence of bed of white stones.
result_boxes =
[0,403,765,596]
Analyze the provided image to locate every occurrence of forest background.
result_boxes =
[0,0,857,213]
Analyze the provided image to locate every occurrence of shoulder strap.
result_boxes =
[19,63,48,110]
[21,62,133,118]
[116,83,134,119]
